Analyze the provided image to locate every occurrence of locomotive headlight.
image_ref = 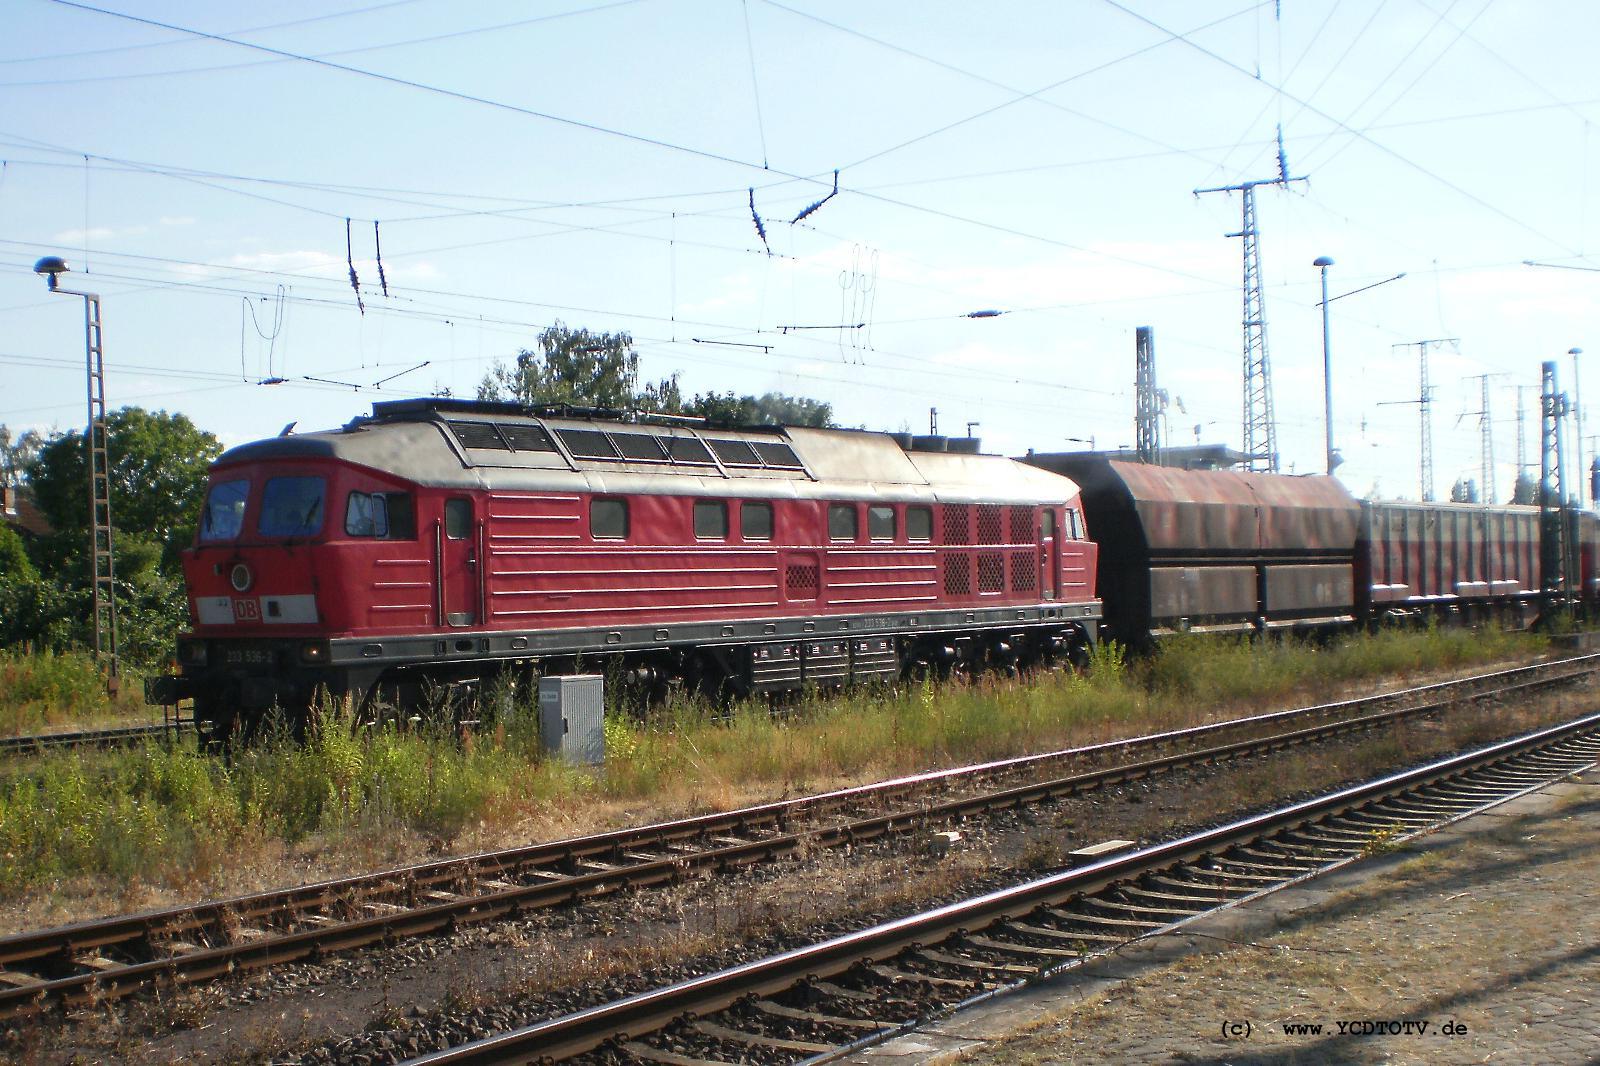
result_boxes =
[177,639,208,667]
[299,641,329,664]
[229,562,253,592]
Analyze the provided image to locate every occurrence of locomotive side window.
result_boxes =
[1042,509,1056,539]
[200,479,248,542]
[346,492,417,539]
[906,506,932,541]
[694,500,728,540]
[742,501,773,541]
[868,505,896,541]
[384,494,417,539]
[258,477,326,538]
[591,498,628,540]
[346,493,389,537]
[445,498,472,540]
[828,503,858,541]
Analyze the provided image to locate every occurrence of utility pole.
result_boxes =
[1540,360,1573,599]
[1569,347,1585,507]
[33,256,119,691]
[928,407,938,435]
[1466,373,1501,504]
[1382,339,1457,501]
[1135,326,1161,465]
[1516,385,1531,483]
[1195,128,1307,474]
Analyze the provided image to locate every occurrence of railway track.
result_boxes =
[407,707,1600,1066]
[0,720,191,757]
[0,654,1592,1020]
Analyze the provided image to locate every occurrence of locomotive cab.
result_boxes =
[159,453,426,739]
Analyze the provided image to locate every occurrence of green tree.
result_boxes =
[1510,471,1538,505]
[478,322,682,412]
[0,523,34,580]
[0,425,43,487]
[684,390,835,427]
[27,407,221,572]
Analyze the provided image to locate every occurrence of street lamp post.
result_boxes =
[1312,260,1406,479]
[1314,257,1335,475]
[33,255,119,689]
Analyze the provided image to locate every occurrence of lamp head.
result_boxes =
[1313,256,1334,268]
[33,255,69,291]
[1570,347,1584,357]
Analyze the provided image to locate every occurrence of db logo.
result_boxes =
[233,597,261,622]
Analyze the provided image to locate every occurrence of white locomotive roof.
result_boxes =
[215,400,1080,507]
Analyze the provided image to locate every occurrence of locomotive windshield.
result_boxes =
[199,479,248,542]
[257,476,326,538]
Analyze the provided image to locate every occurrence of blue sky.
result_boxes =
[3,0,1598,502]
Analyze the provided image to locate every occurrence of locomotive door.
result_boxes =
[1040,509,1058,600]
[441,497,478,627]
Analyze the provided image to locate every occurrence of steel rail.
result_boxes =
[405,709,1600,1066]
[0,655,1590,1018]
[0,721,191,756]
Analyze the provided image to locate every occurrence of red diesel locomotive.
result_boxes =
[151,398,1102,739]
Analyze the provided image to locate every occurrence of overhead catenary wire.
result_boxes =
[1100,0,1581,257]
[0,0,428,66]
[740,0,770,170]
[42,0,814,185]
[6,0,655,89]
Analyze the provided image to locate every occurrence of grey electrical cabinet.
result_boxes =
[537,674,604,765]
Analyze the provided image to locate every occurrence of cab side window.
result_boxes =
[345,492,417,539]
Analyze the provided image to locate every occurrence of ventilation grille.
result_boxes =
[1011,554,1036,593]
[785,562,819,600]
[944,555,971,596]
[1009,506,1033,544]
[498,424,555,452]
[751,441,803,469]
[666,437,715,465]
[446,421,509,451]
[977,552,1005,593]
[977,505,1003,545]
[612,433,668,461]
[708,438,761,466]
[556,428,619,459]
[943,505,970,545]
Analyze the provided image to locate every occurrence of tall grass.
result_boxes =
[0,627,1543,895]
[1137,625,1535,706]
[0,647,144,736]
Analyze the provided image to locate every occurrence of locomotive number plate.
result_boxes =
[224,648,273,665]
[232,598,261,622]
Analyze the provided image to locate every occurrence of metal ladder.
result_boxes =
[84,293,119,691]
